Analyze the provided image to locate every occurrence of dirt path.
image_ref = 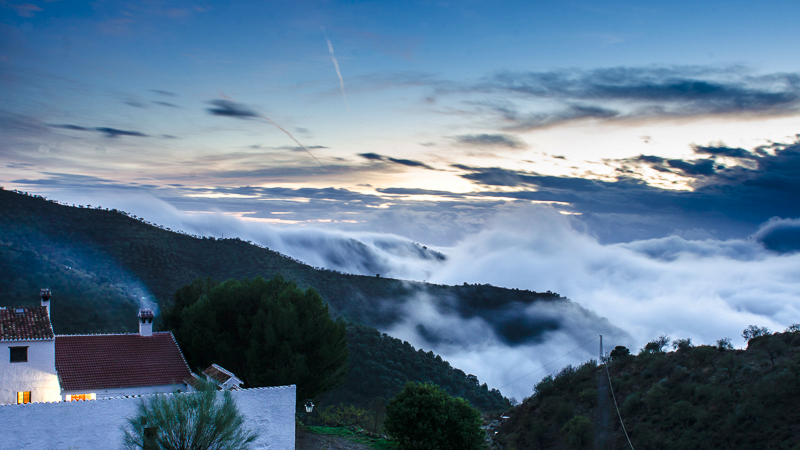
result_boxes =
[594,369,611,450]
[296,431,373,450]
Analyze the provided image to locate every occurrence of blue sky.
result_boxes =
[3,0,800,246]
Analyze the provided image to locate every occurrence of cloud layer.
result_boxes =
[35,189,800,400]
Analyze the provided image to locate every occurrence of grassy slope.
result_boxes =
[497,332,800,450]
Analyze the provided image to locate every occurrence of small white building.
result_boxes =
[203,363,245,390]
[0,289,61,404]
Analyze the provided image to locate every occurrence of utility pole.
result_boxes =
[599,334,603,363]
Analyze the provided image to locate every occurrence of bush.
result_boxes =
[672,338,693,352]
[561,416,593,449]
[715,337,733,350]
[385,382,484,450]
[742,325,771,343]
[643,335,670,353]
[122,379,258,450]
[610,345,631,361]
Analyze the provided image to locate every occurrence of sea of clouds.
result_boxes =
[56,193,800,400]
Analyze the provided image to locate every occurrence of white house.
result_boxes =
[1,290,194,404]
[0,289,61,404]
[0,290,297,449]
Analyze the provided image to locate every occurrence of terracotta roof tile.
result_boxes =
[55,332,193,391]
[0,306,54,341]
[203,364,234,384]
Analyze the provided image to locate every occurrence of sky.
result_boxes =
[3,0,800,398]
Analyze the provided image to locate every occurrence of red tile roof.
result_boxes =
[203,364,234,384]
[0,306,54,341]
[55,332,193,391]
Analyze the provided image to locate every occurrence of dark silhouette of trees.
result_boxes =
[167,275,348,401]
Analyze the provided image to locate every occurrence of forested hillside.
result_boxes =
[0,188,511,411]
[0,188,581,341]
[497,330,800,449]
[322,323,508,412]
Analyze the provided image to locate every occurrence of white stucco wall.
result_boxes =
[0,339,61,405]
[0,385,296,450]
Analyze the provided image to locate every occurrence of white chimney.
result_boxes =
[138,308,154,336]
[40,288,51,317]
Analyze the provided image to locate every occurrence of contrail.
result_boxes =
[259,114,324,167]
[325,34,350,113]
[208,97,324,167]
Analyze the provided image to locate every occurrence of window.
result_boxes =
[65,393,96,402]
[10,346,28,363]
[17,391,31,404]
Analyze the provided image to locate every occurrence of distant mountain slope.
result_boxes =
[497,331,800,449]
[321,323,509,412]
[0,188,616,350]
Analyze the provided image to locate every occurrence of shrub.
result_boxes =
[561,416,593,449]
[742,325,771,343]
[643,335,670,353]
[121,379,258,450]
[385,382,484,450]
[715,337,733,350]
[672,338,693,352]
[610,345,631,361]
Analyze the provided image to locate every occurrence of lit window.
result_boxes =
[66,393,96,402]
[17,391,31,404]
[10,346,28,363]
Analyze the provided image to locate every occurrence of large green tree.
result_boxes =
[165,275,348,401]
[385,382,485,450]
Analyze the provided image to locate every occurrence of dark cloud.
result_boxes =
[150,89,177,97]
[666,158,717,176]
[95,127,148,138]
[206,99,258,118]
[387,157,432,168]
[449,138,800,243]
[454,165,601,191]
[753,218,800,254]
[357,152,435,170]
[480,66,800,113]
[358,152,384,161]
[51,124,90,131]
[371,65,800,129]
[693,145,755,159]
[153,101,179,108]
[636,155,665,164]
[49,124,148,138]
[124,101,147,108]
[471,102,620,130]
[454,133,525,149]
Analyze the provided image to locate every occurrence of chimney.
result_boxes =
[40,288,51,318]
[138,308,154,337]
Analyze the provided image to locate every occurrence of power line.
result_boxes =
[605,361,635,450]
[499,336,599,389]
